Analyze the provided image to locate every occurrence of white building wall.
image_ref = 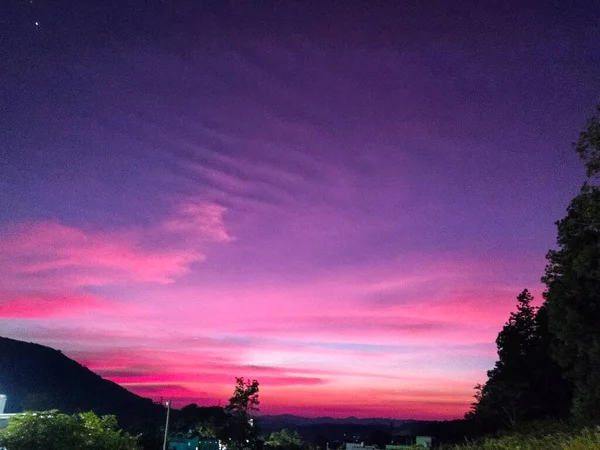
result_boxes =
[346,444,377,450]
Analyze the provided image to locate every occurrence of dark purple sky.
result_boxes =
[1,0,599,418]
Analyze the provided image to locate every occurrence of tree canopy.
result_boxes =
[0,410,141,450]
[541,104,600,424]
[574,105,600,179]
[543,185,600,423]
[469,104,600,430]
[223,377,260,450]
[171,404,229,439]
[265,428,305,450]
[467,290,570,429]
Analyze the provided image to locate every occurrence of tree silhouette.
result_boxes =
[543,187,600,423]
[542,105,600,424]
[467,290,570,429]
[223,378,260,450]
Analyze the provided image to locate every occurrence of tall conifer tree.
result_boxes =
[543,107,600,422]
[468,290,570,429]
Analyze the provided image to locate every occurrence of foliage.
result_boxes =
[467,290,570,429]
[226,377,260,417]
[265,428,305,450]
[171,404,229,439]
[459,107,600,443]
[195,415,226,439]
[0,410,141,450]
[542,107,600,423]
[440,423,600,450]
[223,377,260,450]
[574,105,600,179]
[565,427,600,450]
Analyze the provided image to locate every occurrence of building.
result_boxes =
[385,436,433,449]
[168,433,220,450]
[415,437,432,448]
[0,395,16,430]
[346,442,378,450]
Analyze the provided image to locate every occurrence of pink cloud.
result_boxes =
[0,221,201,286]
[0,292,105,319]
[0,220,524,420]
[124,385,222,408]
[2,322,489,419]
[0,200,232,289]
[107,372,324,387]
[259,382,475,419]
[162,201,234,243]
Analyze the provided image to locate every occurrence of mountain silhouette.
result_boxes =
[0,336,164,428]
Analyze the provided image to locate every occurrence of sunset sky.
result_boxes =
[1,1,600,420]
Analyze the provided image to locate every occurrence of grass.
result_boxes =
[440,424,600,450]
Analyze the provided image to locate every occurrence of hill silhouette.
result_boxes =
[0,336,164,428]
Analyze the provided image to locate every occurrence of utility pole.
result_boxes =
[162,400,171,450]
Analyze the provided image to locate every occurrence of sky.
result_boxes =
[1,0,600,420]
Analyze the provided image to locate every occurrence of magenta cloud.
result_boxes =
[0,201,231,288]
[0,292,105,319]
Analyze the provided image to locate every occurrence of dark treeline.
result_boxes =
[466,105,600,433]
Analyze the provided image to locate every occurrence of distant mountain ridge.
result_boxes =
[0,336,163,426]
[259,413,473,445]
[259,414,412,428]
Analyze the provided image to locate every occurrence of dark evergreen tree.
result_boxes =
[543,188,600,423]
[542,105,600,424]
[574,105,600,180]
[467,290,570,429]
